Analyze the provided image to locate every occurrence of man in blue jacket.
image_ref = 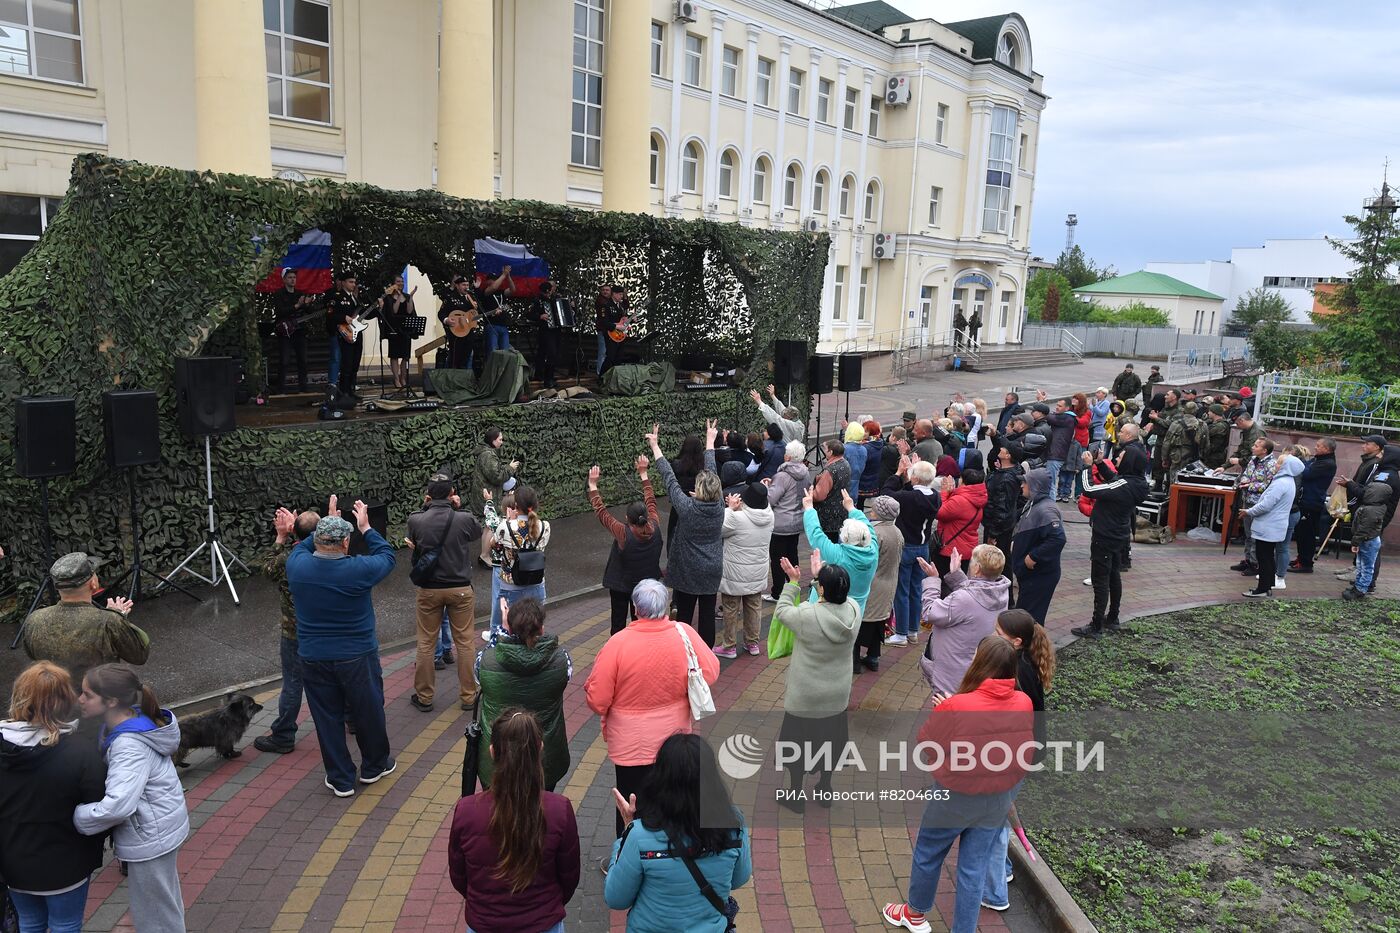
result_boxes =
[1010,468,1066,626]
[288,502,398,797]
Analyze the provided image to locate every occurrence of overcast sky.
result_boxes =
[902,0,1400,273]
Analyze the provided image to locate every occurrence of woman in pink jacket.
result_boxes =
[584,578,719,837]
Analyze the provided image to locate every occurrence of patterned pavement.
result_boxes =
[77,512,1394,933]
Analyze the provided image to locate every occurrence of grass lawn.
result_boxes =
[1024,598,1400,932]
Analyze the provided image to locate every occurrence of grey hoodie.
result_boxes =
[768,460,813,535]
[74,712,190,862]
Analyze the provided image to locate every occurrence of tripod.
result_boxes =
[156,436,247,604]
[103,468,202,604]
[9,477,57,650]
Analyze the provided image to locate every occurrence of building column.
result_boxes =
[845,70,873,336]
[802,48,821,217]
[194,0,271,175]
[771,37,792,222]
[738,24,760,224]
[438,0,494,199]
[704,11,727,215]
[601,0,650,212]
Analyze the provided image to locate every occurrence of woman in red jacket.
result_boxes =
[930,469,987,595]
[882,636,1033,933]
[1063,392,1093,500]
[449,709,581,933]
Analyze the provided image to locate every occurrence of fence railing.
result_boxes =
[1060,329,1084,359]
[1165,345,1252,384]
[1256,370,1400,435]
[1021,323,1248,359]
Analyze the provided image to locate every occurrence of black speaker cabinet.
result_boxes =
[837,353,863,393]
[336,500,390,556]
[14,396,75,479]
[102,390,161,468]
[174,356,236,436]
[773,339,808,385]
[808,355,835,395]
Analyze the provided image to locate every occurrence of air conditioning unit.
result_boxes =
[673,0,696,23]
[872,231,897,260]
[804,217,823,232]
[885,75,911,106]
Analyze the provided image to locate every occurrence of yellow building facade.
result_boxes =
[0,0,1044,352]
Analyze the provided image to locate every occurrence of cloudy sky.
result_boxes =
[903,0,1400,274]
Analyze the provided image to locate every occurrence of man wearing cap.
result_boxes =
[901,411,918,438]
[271,267,313,393]
[1227,413,1266,470]
[253,504,322,754]
[1200,405,1232,469]
[1142,365,1164,415]
[287,502,398,797]
[439,274,482,372]
[1111,364,1142,405]
[999,412,1046,468]
[21,553,149,686]
[1163,401,1202,485]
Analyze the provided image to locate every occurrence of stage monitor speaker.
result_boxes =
[336,500,390,556]
[174,356,236,436]
[773,339,808,384]
[837,353,863,393]
[808,355,835,395]
[14,396,75,479]
[102,390,161,468]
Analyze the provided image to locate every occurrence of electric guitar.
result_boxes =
[337,300,377,344]
[607,315,632,343]
[275,306,323,338]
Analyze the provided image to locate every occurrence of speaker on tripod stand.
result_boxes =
[9,395,74,650]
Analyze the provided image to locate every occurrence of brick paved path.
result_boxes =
[78,513,1393,933]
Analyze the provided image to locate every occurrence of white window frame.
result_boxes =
[857,267,870,321]
[783,163,800,210]
[752,157,770,203]
[570,0,605,168]
[0,0,85,85]
[928,186,942,227]
[0,194,58,275]
[973,288,987,321]
[812,171,827,213]
[649,135,661,187]
[833,265,846,320]
[843,87,858,130]
[863,180,880,223]
[981,105,1016,233]
[997,33,1019,70]
[816,78,832,124]
[683,34,704,88]
[650,22,665,77]
[265,0,332,124]
[867,95,880,138]
[838,175,854,218]
[755,58,773,107]
[718,149,736,199]
[919,285,937,329]
[1012,205,1021,240]
[681,141,702,194]
[721,46,740,98]
[1000,290,1012,327]
[787,67,803,116]
[935,103,948,144]
[1018,133,1028,170]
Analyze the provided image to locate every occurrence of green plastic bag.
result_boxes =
[766,616,795,660]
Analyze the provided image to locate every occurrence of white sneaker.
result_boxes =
[1336,569,1357,582]
[323,777,354,798]
[762,594,777,603]
[1274,577,1286,590]
[981,899,1010,912]
[1082,577,1092,586]
[883,633,909,647]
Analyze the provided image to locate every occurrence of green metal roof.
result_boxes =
[942,15,1009,60]
[1075,271,1225,301]
[825,1,914,32]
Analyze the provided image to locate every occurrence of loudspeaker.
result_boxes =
[102,390,161,468]
[14,396,75,479]
[773,339,808,385]
[174,357,236,436]
[837,353,863,393]
[335,500,390,556]
[808,355,835,395]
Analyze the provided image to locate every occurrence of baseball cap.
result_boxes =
[1209,404,1225,415]
[1184,402,1198,413]
[1124,363,1134,370]
[902,410,917,422]
[315,514,354,543]
[1362,434,1388,448]
[51,552,102,589]
[1238,386,1253,398]
[1030,403,1050,415]
[1096,387,1109,394]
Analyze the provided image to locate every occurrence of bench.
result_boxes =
[1222,357,1249,379]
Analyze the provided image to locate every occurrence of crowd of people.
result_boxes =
[6,365,1397,933]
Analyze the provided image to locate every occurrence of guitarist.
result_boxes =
[439,274,482,372]
[327,271,366,401]
[476,265,516,355]
[271,267,312,393]
[600,283,630,376]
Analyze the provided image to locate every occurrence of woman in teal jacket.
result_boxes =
[605,733,752,932]
[801,485,879,613]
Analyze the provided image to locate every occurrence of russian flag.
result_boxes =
[474,237,549,299]
[255,229,333,294]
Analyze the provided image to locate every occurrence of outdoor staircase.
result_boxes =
[957,346,1083,372]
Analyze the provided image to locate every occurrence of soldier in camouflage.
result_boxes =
[253,504,323,754]
[21,552,149,687]
[1200,404,1232,469]
[1163,401,1202,485]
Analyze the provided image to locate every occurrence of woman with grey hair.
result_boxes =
[585,579,719,836]
[766,440,812,601]
[647,419,725,645]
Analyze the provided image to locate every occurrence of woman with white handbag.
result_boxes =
[585,579,719,838]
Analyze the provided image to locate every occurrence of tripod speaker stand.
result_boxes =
[9,477,57,650]
[156,435,247,603]
[103,468,202,604]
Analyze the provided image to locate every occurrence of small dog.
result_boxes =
[174,693,264,768]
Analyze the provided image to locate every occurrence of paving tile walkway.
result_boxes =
[77,511,1393,933]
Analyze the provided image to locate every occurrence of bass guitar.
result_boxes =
[275,306,323,338]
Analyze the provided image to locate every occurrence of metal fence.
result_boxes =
[1164,345,1252,384]
[1256,370,1400,435]
[1021,324,1249,360]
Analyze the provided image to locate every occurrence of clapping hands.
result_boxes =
[780,556,801,582]
[106,596,134,616]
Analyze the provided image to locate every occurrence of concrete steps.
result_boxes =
[960,347,1082,372]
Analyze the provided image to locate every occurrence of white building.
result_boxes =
[1146,238,1354,325]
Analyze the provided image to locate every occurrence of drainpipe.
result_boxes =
[897,52,926,352]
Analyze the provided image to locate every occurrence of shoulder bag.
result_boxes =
[460,694,482,797]
[675,622,715,720]
[930,510,981,555]
[409,508,457,587]
[678,845,741,932]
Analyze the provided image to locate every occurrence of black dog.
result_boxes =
[174,693,264,768]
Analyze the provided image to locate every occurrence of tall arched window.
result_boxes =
[812,170,828,213]
[839,174,855,218]
[783,162,801,210]
[681,141,701,193]
[863,179,881,222]
[718,149,737,198]
[752,156,771,203]
[997,33,1019,71]
[649,135,662,187]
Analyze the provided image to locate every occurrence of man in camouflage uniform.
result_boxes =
[1145,389,1181,488]
[1200,404,1232,469]
[253,505,322,754]
[1228,413,1266,470]
[1163,401,1202,486]
[22,552,150,687]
